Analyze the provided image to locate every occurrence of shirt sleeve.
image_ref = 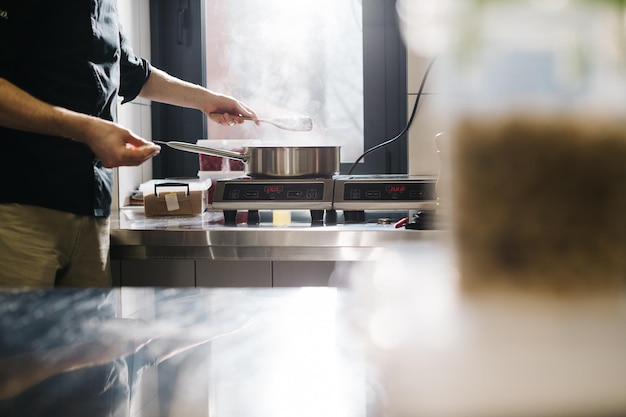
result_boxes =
[118,27,152,104]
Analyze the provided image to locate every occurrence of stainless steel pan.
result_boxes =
[155,141,340,178]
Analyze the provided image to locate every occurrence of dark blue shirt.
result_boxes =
[0,0,152,217]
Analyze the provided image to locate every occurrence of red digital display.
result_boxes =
[387,185,406,193]
[264,186,283,193]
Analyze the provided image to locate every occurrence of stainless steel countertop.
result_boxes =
[110,208,447,261]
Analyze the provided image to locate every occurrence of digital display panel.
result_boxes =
[344,181,435,201]
[264,186,283,194]
[222,183,326,201]
[386,185,406,193]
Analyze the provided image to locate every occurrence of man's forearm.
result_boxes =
[137,68,214,111]
[137,67,257,123]
[0,77,97,142]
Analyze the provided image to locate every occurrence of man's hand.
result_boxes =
[80,118,160,168]
[203,93,259,127]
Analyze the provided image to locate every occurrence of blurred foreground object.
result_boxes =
[401,0,626,293]
[350,243,626,417]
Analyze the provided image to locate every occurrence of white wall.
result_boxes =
[406,53,447,176]
[114,0,153,209]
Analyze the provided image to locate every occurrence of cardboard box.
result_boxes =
[140,178,212,217]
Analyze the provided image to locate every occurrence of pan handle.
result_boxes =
[154,141,248,162]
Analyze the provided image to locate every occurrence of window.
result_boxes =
[150,0,406,178]
[203,0,364,162]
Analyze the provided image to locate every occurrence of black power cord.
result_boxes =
[347,57,437,175]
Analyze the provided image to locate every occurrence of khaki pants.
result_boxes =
[0,204,111,288]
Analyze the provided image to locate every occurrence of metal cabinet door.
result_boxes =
[120,259,196,287]
[196,260,272,287]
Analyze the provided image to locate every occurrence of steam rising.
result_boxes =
[203,0,364,161]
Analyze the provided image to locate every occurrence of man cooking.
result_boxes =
[0,0,258,288]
